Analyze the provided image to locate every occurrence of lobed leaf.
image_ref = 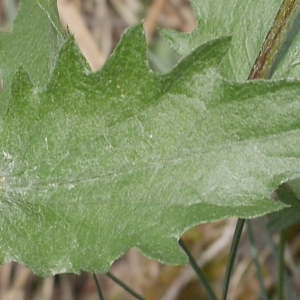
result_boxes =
[161,0,281,80]
[1,23,300,275]
[0,0,64,116]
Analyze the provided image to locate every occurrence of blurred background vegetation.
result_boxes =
[0,1,299,299]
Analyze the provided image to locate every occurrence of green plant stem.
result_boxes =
[93,273,105,300]
[249,0,300,79]
[178,238,218,300]
[259,217,299,300]
[106,272,145,300]
[246,220,268,300]
[278,231,286,300]
[221,218,245,300]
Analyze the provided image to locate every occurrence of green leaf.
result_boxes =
[37,0,65,35]
[268,179,300,233]
[1,24,300,275]
[0,0,64,116]
[161,0,300,80]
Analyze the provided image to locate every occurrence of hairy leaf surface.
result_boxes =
[1,23,300,275]
[0,0,64,115]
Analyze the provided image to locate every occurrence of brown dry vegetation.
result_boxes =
[0,1,299,299]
